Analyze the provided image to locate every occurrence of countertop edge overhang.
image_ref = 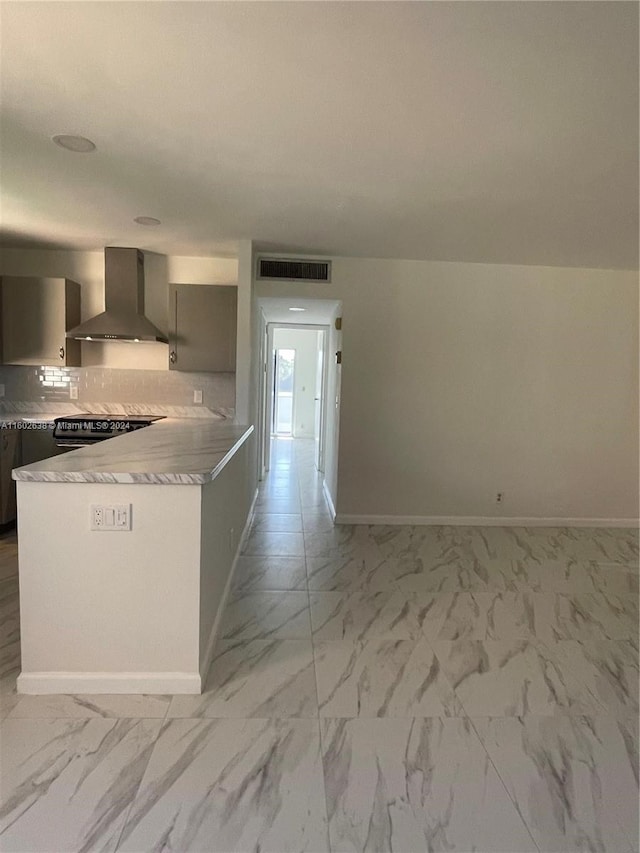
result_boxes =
[11,419,254,485]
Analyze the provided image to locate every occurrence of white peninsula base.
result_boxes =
[15,433,254,695]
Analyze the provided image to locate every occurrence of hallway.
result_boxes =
[0,437,638,851]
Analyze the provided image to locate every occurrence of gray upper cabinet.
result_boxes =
[168,284,237,372]
[0,276,81,366]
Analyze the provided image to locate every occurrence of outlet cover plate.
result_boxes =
[91,504,132,531]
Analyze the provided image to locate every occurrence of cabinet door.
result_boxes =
[0,277,81,366]
[0,428,21,525]
[168,284,237,372]
[20,426,69,465]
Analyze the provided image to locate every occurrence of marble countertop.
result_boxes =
[11,418,254,485]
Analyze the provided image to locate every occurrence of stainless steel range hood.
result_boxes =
[67,247,168,343]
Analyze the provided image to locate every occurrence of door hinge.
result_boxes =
[336,350,342,364]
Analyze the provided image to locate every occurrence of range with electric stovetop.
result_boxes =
[53,414,165,446]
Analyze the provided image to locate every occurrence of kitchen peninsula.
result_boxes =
[12,418,254,694]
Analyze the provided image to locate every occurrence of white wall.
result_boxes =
[0,248,238,369]
[255,258,639,523]
[234,240,253,421]
[273,327,319,438]
[237,240,260,498]
[199,440,251,678]
[323,304,342,510]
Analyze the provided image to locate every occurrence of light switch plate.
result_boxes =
[193,389,203,404]
[69,386,78,400]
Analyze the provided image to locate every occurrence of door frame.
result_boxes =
[257,312,268,480]
[263,323,330,474]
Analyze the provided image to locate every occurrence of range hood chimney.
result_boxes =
[67,247,168,343]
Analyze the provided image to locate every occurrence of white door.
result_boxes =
[314,330,326,471]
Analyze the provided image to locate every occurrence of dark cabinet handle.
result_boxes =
[59,346,65,360]
[170,350,177,364]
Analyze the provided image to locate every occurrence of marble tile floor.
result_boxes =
[0,437,638,852]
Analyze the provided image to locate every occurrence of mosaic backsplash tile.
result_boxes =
[0,365,235,418]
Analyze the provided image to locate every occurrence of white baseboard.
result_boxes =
[17,671,201,695]
[334,514,639,528]
[323,481,336,520]
[199,486,259,684]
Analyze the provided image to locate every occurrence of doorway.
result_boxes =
[264,324,329,474]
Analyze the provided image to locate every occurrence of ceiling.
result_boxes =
[259,298,340,325]
[1,1,638,269]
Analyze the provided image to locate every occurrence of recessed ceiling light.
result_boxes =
[134,216,161,226]
[52,134,96,153]
[289,307,306,312]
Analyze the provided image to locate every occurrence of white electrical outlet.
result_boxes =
[91,504,132,531]
[193,389,203,404]
[69,386,78,400]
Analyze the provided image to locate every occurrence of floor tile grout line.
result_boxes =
[296,443,319,684]
[464,713,543,853]
[315,715,334,852]
[285,446,332,715]
[424,609,547,833]
[111,716,166,853]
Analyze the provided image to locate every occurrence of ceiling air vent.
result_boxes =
[257,258,331,282]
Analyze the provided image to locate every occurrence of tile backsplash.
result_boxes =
[0,365,235,418]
